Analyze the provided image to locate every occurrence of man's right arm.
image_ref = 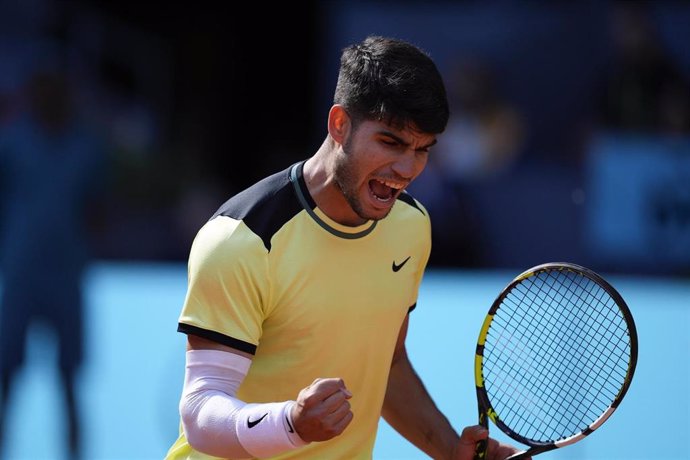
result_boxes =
[180,334,306,458]
[180,335,354,458]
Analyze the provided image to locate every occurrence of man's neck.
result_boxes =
[301,141,366,227]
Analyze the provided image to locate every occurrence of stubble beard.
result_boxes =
[333,137,392,223]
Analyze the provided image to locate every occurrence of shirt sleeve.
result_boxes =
[178,215,270,353]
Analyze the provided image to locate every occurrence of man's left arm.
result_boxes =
[382,314,459,459]
[382,315,526,460]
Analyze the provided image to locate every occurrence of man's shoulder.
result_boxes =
[395,191,427,217]
[209,162,304,250]
[390,191,430,229]
[386,191,432,239]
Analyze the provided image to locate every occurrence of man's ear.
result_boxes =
[327,105,350,145]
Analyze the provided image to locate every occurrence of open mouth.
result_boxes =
[368,178,404,203]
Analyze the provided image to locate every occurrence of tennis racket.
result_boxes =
[473,262,637,459]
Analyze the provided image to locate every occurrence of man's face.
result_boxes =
[333,117,437,222]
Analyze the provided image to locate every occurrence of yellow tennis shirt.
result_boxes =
[166,160,431,459]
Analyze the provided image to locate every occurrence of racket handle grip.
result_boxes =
[473,438,488,460]
[474,403,489,460]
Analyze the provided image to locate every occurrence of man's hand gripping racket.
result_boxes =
[473,262,638,459]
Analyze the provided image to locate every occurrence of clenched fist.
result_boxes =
[290,378,354,442]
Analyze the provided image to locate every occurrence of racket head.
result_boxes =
[474,262,638,457]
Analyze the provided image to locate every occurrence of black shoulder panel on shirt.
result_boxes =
[397,192,425,216]
[212,165,303,251]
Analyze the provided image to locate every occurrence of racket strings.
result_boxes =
[492,281,598,438]
[528,278,627,410]
[496,274,626,439]
[531,273,629,436]
[492,274,628,438]
[482,269,632,443]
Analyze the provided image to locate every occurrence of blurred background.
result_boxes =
[0,0,688,459]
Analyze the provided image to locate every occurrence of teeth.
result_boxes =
[377,179,404,190]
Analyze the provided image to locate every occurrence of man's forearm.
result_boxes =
[382,350,460,459]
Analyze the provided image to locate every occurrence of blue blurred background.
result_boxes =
[0,1,688,459]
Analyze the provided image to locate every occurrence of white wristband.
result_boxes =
[236,400,308,458]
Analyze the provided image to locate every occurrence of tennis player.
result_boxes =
[165,35,523,460]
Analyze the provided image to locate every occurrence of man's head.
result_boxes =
[320,36,448,225]
[333,36,449,135]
